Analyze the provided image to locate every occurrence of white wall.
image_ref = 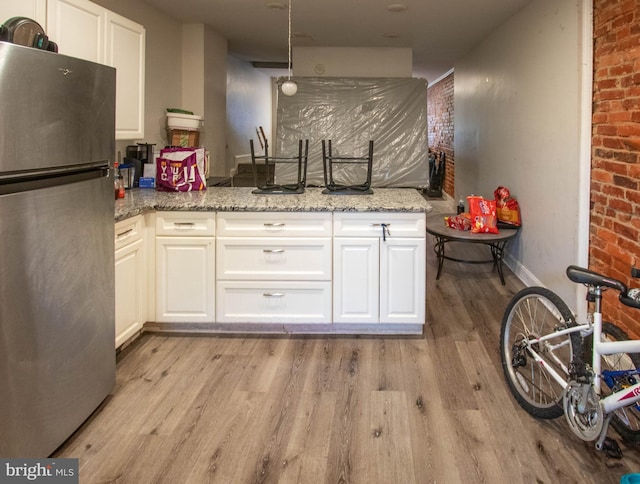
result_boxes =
[226,56,273,177]
[181,25,205,116]
[294,47,413,78]
[203,26,228,175]
[454,0,588,306]
[181,24,228,174]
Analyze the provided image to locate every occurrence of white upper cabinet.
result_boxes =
[0,0,47,26]
[45,0,145,140]
[47,0,105,63]
[105,10,145,140]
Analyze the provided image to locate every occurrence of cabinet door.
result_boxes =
[115,237,145,348]
[0,0,46,26]
[380,238,426,324]
[47,0,105,63]
[333,237,379,323]
[156,237,214,323]
[105,10,145,140]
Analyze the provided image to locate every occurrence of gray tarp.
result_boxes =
[275,77,428,188]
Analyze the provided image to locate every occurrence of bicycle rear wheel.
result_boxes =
[500,287,580,419]
[599,322,640,443]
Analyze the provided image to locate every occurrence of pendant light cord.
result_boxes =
[288,0,292,80]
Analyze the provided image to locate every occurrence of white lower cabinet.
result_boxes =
[333,213,426,324]
[155,212,215,323]
[216,212,332,323]
[115,216,145,348]
[120,209,425,332]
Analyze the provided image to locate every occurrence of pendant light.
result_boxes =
[281,0,297,96]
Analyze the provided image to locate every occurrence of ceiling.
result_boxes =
[141,0,531,83]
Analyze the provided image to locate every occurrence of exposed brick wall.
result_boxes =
[427,72,455,198]
[592,0,640,338]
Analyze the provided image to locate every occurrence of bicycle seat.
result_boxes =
[566,265,627,293]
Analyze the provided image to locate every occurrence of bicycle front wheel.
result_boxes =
[500,287,580,419]
[600,322,640,443]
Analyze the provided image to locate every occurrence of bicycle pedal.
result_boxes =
[601,436,623,459]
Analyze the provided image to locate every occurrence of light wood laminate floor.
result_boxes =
[55,200,640,483]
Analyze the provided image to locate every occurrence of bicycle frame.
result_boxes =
[521,296,640,416]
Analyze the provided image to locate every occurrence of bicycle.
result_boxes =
[500,265,640,456]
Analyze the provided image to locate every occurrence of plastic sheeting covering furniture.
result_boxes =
[275,77,428,188]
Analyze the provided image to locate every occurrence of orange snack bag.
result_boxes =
[467,195,499,234]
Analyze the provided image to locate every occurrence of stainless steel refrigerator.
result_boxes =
[0,42,116,457]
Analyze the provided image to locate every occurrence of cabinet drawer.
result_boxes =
[217,237,331,280]
[216,281,331,323]
[216,212,331,237]
[115,215,144,250]
[333,212,426,238]
[156,211,215,236]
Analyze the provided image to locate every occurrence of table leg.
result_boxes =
[489,241,508,285]
[432,235,445,280]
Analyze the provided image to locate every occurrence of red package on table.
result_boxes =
[467,196,499,234]
[494,185,521,227]
[444,213,471,231]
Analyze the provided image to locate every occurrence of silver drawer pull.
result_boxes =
[173,222,195,229]
[263,292,284,298]
[263,249,285,254]
[116,228,133,239]
[264,223,285,228]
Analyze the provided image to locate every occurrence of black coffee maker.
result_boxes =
[122,143,155,188]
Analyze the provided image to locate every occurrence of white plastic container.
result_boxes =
[166,113,203,131]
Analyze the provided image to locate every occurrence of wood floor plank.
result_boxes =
[278,389,336,484]
[368,390,416,483]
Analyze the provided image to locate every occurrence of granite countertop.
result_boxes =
[115,187,433,222]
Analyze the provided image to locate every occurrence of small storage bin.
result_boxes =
[169,129,200,147]
[166,113,203,130]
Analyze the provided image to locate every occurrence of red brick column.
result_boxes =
[427,72,455,198]
[592,0,640,338]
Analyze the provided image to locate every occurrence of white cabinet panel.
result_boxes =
[217,212,331,237]
[333,212,425,237]
[216,237,332,281]
[216,281,331,323]
[115,237,144,347]
[114,215,145,348]
[156,237,215,323]
[156,211,215,236]
[380,238,426,323]
[47,0,105,63]
[333,238,379,323]
[114,215,144,250]
[105,10,145,140]
[1,0,47,26]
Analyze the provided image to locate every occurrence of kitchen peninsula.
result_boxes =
[114,187,431,344]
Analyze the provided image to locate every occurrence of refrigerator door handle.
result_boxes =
[0,163,109,195]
